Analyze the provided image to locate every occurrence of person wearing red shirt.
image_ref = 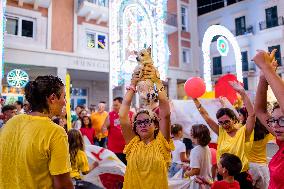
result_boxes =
[196,153,241,189]
[102,97,133,165]
[80,116,95,145]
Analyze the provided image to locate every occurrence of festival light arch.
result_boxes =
[202,25,243,91]
[109,0,169,88]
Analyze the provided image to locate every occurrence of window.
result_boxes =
[87,33,96,48]
[268,45,282,66]
[212,35,221,42]
[243,77,248,90]
[86,32,107,49]
[227,0,244,6]
[213,56,222,75]
[6,15,34,38]
[241,51,249,71]
[197,0,225,16]
[6,17,18,35]
[181,6,188,31]
[182,49,190,64]
[21,20,33,37]
[266,6,278,28]
[235,16,246,36]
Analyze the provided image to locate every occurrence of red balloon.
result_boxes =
[184,77,206,98]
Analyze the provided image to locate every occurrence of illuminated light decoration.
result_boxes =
[0,0,6,91]
[217,36,229,56]
[202,25,243,91]
[7,69,29,88]
[109,0,169,88]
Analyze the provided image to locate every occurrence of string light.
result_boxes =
[202,25,243,91]
[109,0,168,88]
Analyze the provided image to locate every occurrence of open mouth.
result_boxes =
[140,129,148,132]
[275,130,284,136]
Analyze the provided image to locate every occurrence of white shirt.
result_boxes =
[172,139,186,164]
[189,145,212,189]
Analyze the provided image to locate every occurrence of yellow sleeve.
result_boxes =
[49,127,72,175]
[123,136,140,159]
[156,132,175,165]
[77,151,89,173]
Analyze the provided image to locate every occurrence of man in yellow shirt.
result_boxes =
[91,101,108,147]
[0,76,73,189]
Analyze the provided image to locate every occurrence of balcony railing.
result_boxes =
[259,16,284,31]
[78,0,108,8]
[165,12,177,27]
[234,25,254,36]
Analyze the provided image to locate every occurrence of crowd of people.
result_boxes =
[0,49,283,189]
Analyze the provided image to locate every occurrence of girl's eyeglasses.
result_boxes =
[266,116,284,127]
[218,120,231,126]
[135,119,153,128]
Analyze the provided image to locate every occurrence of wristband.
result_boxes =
[126,85,136,93]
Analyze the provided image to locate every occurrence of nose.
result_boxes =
[136,57,140,61]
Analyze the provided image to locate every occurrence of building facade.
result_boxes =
[3,0,198,108]
[197,0,284,96]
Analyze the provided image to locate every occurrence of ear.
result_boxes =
[134,51,138,55]
[147,46,151,54]
[48,93,57,104]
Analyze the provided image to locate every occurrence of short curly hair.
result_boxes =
[25,75,64,113]
[191,124,211,147]
[133,109,160,138]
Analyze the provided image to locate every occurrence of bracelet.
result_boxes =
[126,85,136,93]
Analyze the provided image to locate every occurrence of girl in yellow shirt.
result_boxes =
[194,81,255,189]
[67,129,100,188]
[119,64,174,189]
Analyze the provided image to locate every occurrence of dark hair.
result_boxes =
[75,105,85,110]
[133,109,160,138]
[254,118,269,141]
[67,129,84,166]
[216,108,239,123]
[237,107,248,125]
[2,105,17,113]
[99,101,106,104]
[25,75,64,113]
[220,153,242,176]
[272,102,280,112]
[15,100,23,108]
[183,138,194,152]
[191,124,211,147]
[81,116,92,129]
[171,124,183,135]
[113,97,123,104]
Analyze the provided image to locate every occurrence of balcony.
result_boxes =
[77,0,108,23]
[259,16,284,31]
[16,0,51,9]
[164,12,178,34]
[233,25,254,36]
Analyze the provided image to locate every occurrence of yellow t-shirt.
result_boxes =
[123,132,174,189]
[248,133,275,164]
[217,125,249,172]
[0,114,71,189]
[70,150,90,179]
[91,111,108,138]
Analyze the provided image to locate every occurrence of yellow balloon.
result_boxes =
[200,91,215,99]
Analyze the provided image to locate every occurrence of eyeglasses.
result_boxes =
[135,119,153,128]
[218,120,231,126]
[266,116,284,127]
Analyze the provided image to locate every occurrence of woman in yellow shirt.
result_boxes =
[248,118,274,189]
[194,81,255,189]
[67,129,100,188]
[119,63,174,189]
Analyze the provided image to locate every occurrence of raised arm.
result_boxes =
[254,75,276,135]
[119,71,139,144]
[142,64,171,141]
[193,98,219,135]
[229,81,256,140]
[253,50,284,113]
